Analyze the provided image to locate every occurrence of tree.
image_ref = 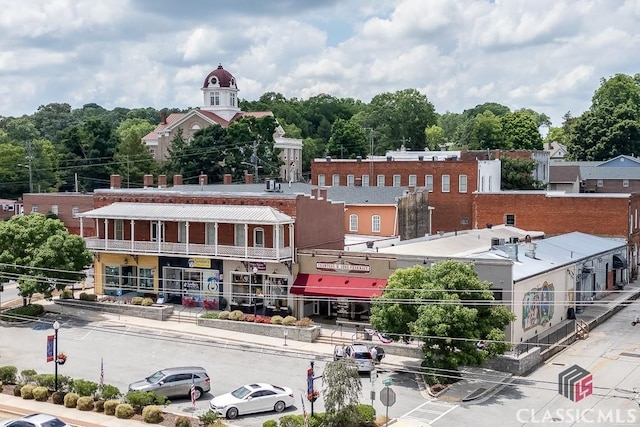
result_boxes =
[424,125,446,150]
[327,118,368,159]
[370,262,514,383]
[500,111,543,150]
[501,156,543,190]
[473,111,505,149]
[321,359,363,425]
[0,214,92,305]
[113,118,156,187]
[462,102,511,119]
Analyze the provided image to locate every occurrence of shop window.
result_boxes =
[140,267,154,289]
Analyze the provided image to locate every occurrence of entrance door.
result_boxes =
[313,300,320,315]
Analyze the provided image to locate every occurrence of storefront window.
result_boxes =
[105,265,120,289]
[140,268,154,289]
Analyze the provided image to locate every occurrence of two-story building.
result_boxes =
[76,173,344,316]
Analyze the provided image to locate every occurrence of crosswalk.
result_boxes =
[400,398,458,425]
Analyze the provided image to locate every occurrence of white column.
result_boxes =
[244,223,249,257]
[104,219,109,250]
[214,223,219,256]
[275,224,280,259]
[130,220,135,251]
[186,221,190,255]
[79,217,84,238]
[289,223,294,260]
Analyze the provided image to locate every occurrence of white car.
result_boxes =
[0,413,71,427]
[209,383,295,419]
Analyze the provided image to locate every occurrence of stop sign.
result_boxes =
[380,387,396,407]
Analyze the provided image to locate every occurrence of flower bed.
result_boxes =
[53,299,174,321]
[197,315,321,343]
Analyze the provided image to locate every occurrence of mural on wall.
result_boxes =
[523,281,554,330]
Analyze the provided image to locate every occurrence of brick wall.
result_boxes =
[23,193,96,236]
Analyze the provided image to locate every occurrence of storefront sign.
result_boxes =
[249,262,267,271]
[188,258,211,268]
[316,259,371,274]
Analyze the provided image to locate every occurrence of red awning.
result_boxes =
[291,274,387,299]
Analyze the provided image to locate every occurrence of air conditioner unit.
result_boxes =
[582,266,595,274]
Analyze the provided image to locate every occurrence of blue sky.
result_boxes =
[1,0,639,127]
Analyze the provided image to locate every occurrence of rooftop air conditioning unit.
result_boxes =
[265,179,276,192]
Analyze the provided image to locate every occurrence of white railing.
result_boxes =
[84,238,292,260]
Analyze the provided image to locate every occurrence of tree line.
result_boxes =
[0,73,639,199]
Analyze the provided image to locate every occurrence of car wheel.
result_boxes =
[226,407,239,419]
[274,400,286,413]
[191,387,203,400]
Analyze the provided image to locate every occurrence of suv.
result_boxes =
[334,344,375,373]
[128,366,211,399]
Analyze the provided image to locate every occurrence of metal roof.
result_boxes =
[78,202,294,224]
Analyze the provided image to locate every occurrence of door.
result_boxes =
[313,300,320,315]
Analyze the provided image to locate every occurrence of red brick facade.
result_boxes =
[312,159,478,232]
[23,193,96,236]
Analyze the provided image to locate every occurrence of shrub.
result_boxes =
[228,310,244,320]
[32,386,49,401]
[295,317,313,327]
[95,399,106,412]
[282,315,297,326]
[64,392,79,408]
[355,404,376,425]
[142,297,154,306]
[0,304,44,321]
[0,381,3,393]
[57,375,74,393]
[20,384,35,399]
[13,384,22,396]
[142,405,164,423]
[263,420,278,427]
[271,315,283,325]
[60,289,74,299]
[242,314,256,322]
[35,374,55,389]
[174,416,192,427]
[99,384,121,400]
[279,414,305,427]
[73,379,98,396]
[125,390,169,413]
[52,391,65,405]
[115,403,135,419]
[79,292,98,301]
[131,296,144,305]
[217,311,230,320]
[104,399,119,415]
[201,312,219,319]
[0,366,17,384]
[77,396,95,411]
[19,369,38,385]
[198,410,219,426]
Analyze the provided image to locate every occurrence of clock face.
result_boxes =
[210,77,218,85]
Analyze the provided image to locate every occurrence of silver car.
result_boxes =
[0,413,70,427]
[334,344,375,372]
[128,366,211,399]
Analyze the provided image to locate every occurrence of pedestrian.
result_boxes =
[335,345,345,360]
[633,315,640,326]
[370,346,378,363]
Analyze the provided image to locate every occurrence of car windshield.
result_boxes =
[231,386,252,399]
[42,419,67,427]
[146,370,165,383]
[354,352,372,360]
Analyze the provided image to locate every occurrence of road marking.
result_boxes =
[401,398,458,424]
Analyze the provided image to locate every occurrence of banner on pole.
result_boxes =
[46,335,54,362]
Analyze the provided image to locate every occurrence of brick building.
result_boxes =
[22,193,95,236]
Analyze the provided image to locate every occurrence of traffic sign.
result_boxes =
[382,377,394,387]
[380,387,396,407]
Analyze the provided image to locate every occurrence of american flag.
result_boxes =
[99,358,104,389]
[300,394,309,427]
[190,374,196,407]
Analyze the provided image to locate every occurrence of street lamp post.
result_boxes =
[53,321,60,391]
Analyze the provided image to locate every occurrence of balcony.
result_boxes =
[84,237,293,261]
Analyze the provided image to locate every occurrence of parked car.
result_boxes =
[209,383,294,419]
[333,343,376,372]
[128,366,210,399]
[0,413,70,427]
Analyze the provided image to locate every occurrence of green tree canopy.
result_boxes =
[0,214,92,305]
[370,262,514,382]
[500,111,543,150]
[501,156,543,190]
[424,125,446,150]
[113,118,156,188]
[327,118,368,159]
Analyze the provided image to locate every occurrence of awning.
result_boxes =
[291,274,387,299]
[613,254,628,269]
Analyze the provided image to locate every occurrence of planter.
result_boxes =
[53,299,174,321]
[56,359,66,365]
[197,317,321,343]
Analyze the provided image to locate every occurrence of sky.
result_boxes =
[1,0,639,127]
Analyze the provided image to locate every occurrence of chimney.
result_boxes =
[199,174,208,186]
[245,173,254,184]
[525,243,537,259]
[223,174,232,185]
[143,174,154,188]
[110,174,121,189]
[173,175,183,186]
[161,111,167,125]
[158,174,167,188]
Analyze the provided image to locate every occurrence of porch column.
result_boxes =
[214,223,219,256]
[244,223,249,258]
[275,224,280,259]
[79,217,84,238]
[158,221,163,252]
[104,219,109,250]
[130,219,135,251]
[186,221,190,255]
[289,223,294,260]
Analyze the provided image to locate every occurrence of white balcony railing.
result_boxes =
[84,238,293,261]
